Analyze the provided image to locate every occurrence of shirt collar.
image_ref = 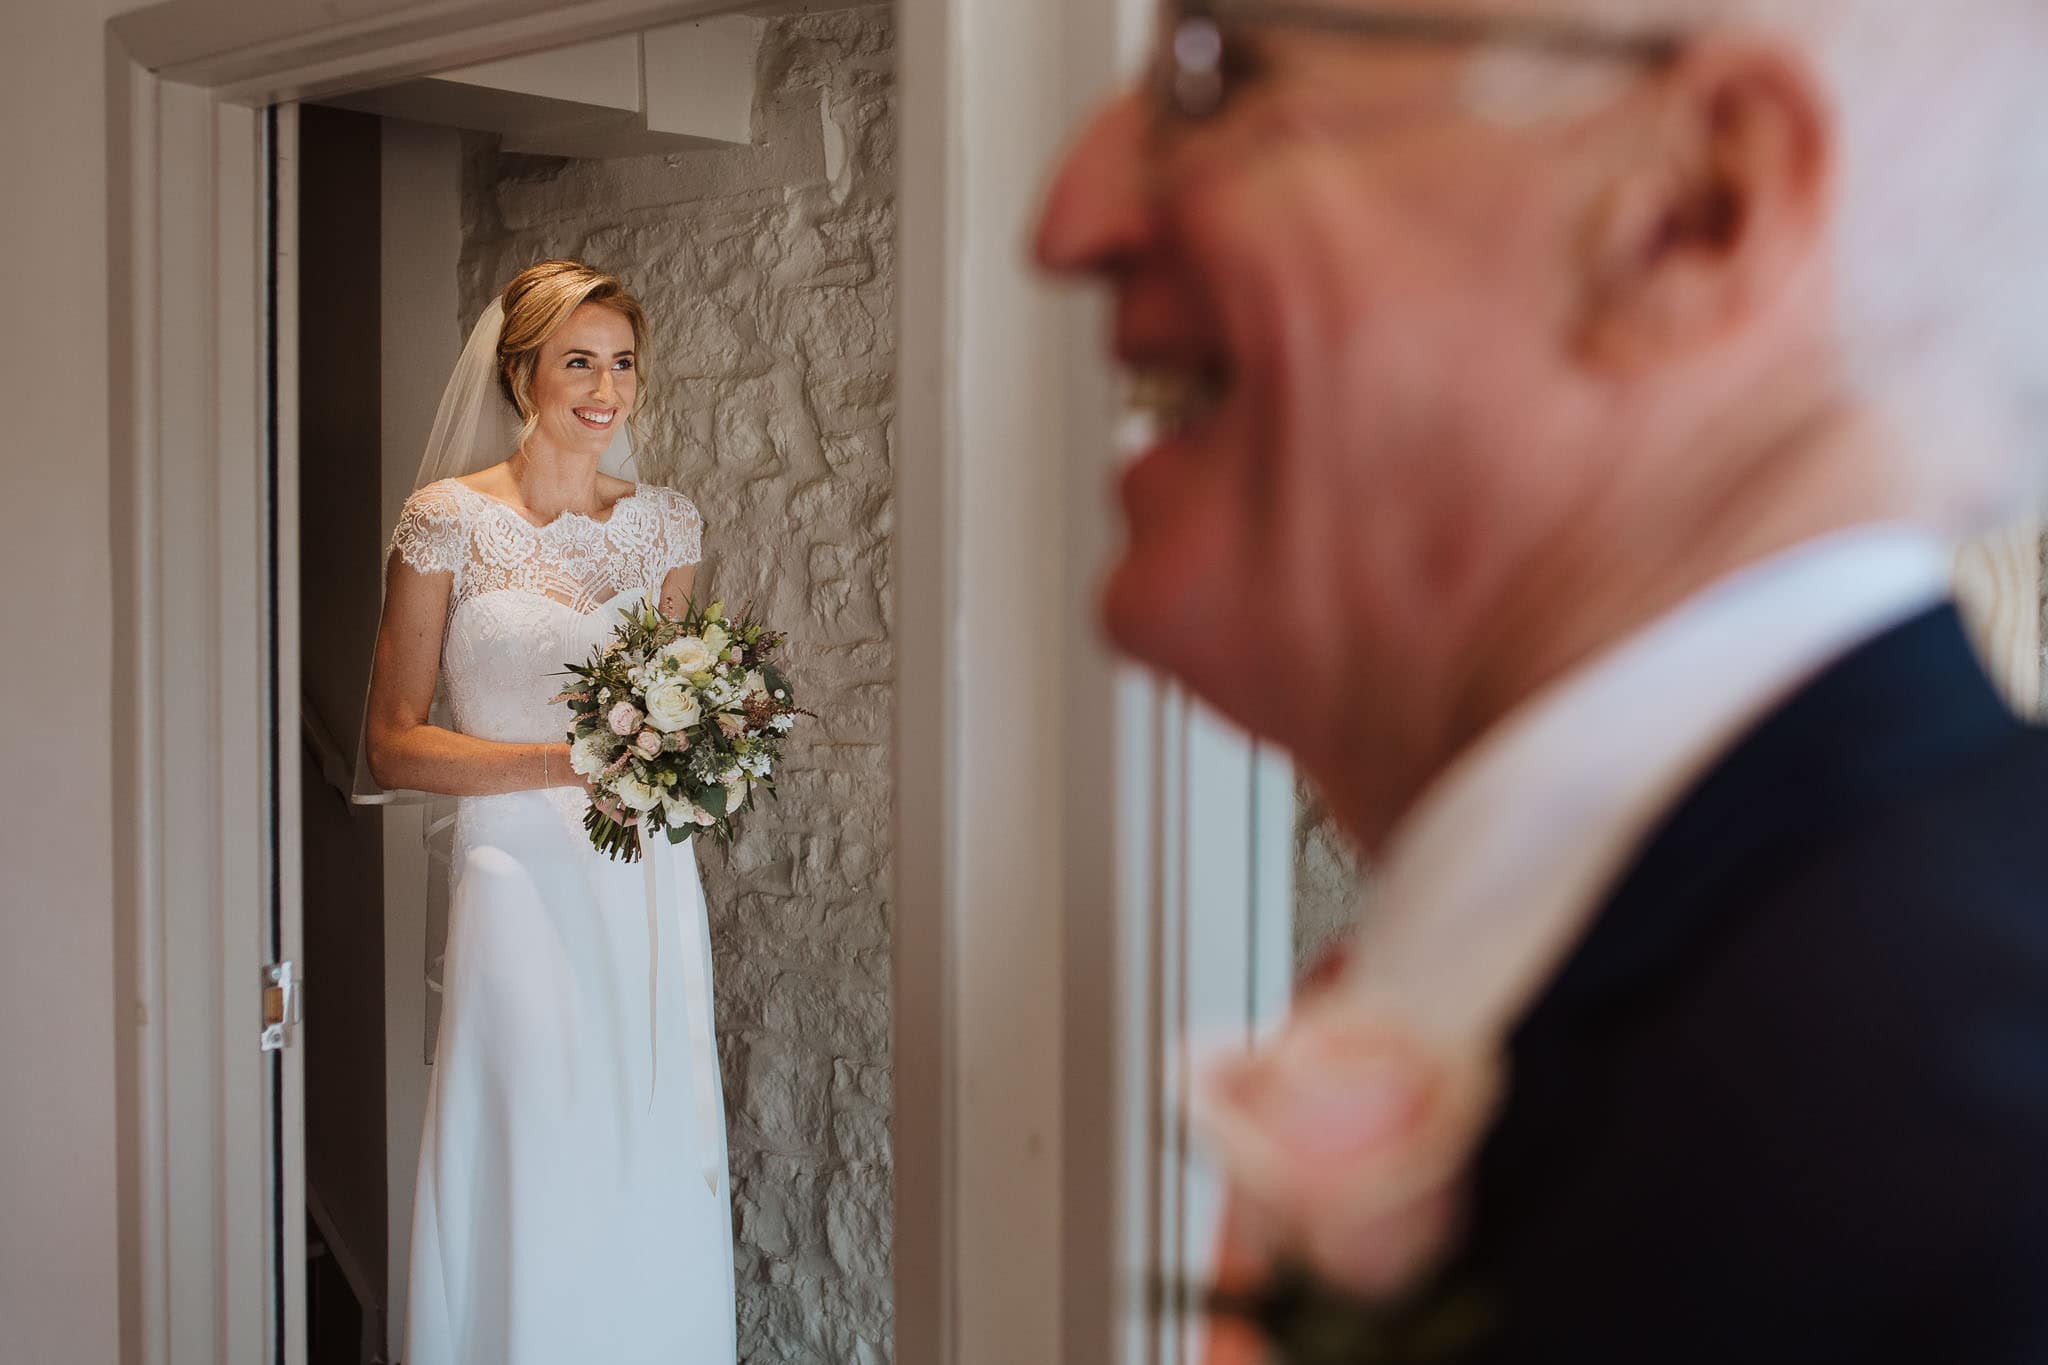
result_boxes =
[1351,524,1954,1049]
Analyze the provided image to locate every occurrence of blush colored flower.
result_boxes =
[634,729,663,758]
[607,701,643,736]
[1190,995,1499,1301]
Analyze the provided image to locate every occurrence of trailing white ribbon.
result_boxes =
[637,825,724,1196]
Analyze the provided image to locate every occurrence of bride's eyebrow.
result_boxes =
[563,347,637,359]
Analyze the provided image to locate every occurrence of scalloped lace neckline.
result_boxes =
[444,477,646,533]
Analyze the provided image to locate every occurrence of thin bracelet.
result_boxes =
[542,746,551,787]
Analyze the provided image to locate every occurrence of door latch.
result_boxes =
[261,960,300,1052]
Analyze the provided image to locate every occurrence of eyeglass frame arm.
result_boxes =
[1175,0,1684,66]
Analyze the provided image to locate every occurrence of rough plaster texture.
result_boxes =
[457,11,896,1361]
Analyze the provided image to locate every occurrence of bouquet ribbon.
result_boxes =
[638,824,724,1197]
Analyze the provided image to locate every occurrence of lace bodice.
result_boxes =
[390,478,704,748]
[393,479,702,616]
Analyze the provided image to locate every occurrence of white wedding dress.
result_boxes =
[391,478,736,1365]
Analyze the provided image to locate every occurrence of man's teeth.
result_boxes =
[1126,368,1222,431]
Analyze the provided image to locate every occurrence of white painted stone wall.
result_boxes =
[458,11,896,1361]
[1292,784,1370,976]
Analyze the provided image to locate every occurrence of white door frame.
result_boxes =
[108,64,295,1365]
[108,2,1295,1361]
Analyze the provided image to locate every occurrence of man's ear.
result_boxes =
[1575,40,1833,371]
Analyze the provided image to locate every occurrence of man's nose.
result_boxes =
[1033,90,1157,279]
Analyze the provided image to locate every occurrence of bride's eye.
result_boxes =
[616,358,635,371]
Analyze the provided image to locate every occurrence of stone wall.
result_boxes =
[457,11,896,1361]
[1293,782,1370,977]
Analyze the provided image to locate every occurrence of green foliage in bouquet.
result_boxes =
[554,599,807,862]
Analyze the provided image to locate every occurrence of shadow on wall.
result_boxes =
[459,9,896,1363]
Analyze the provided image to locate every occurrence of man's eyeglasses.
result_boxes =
[1155,0,1685,124]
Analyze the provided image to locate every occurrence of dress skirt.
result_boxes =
[403,787,735,1364]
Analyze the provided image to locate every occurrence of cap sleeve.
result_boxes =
[389,480,470,584]
[651,486,703,570]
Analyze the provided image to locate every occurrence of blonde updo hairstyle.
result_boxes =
[495,258,650,455]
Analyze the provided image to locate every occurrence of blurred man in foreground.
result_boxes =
[1038,1,2048,1359]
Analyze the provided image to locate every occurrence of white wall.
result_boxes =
[0,3,150,1359]
[378,113,466,1349]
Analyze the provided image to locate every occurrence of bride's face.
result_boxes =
[530,301,639,455]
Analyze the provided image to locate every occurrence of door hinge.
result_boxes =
[261,960,300,1052]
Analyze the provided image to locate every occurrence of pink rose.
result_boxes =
[607,701,643,736]
[1191,995,1499,1300]
[634,729,662,758]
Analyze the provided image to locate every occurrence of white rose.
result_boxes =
[724,778,749,814]
[643,677,702,733]
[742,669,769,702]
[661,635,715,675]
[570,731,616,779]
[613,773,665,813]
[660,791,702,827]
[701,624,730,657]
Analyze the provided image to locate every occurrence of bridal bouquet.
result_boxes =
[553,600,803,861]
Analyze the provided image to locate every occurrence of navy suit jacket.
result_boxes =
[1461,603,2048,1363]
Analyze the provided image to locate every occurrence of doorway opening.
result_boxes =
[290,10,899,1359]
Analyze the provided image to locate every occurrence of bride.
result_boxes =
[362,259,735,1363]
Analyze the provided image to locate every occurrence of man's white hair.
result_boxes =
[1525,1,2048,529]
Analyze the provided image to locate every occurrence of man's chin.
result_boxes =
[1099,560,1185,673]
[1100,563,1264,731]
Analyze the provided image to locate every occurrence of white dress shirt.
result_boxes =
[1351,524,1955,1050]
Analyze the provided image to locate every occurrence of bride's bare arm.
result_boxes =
[658,563,698,618]
[364,551,581,797]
